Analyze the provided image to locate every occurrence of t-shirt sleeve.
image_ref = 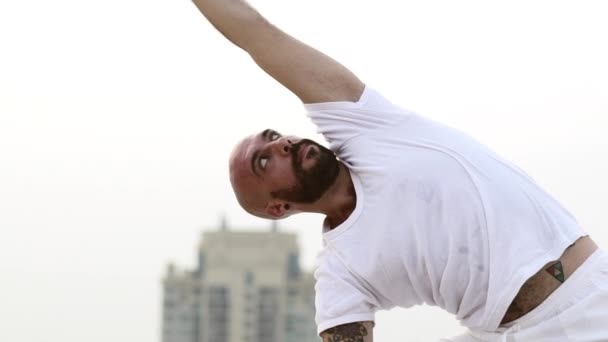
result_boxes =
[314,249,378,335]
[304,85,414,152]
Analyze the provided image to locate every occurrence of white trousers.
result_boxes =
[440,249,608,342]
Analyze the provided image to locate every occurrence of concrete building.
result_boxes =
[161,221,317,342]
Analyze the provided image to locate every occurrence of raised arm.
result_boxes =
[191,0,364,104]
[320,321,374,342]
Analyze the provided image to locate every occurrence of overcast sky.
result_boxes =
[1,1,607,341]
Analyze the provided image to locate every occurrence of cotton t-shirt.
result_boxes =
[304,86,585,335]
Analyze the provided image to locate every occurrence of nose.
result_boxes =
[272,137,293,156]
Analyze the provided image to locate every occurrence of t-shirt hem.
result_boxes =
[317,313,376,336]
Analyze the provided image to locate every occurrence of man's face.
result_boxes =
[272,137,340,203]
[229,129,340,216]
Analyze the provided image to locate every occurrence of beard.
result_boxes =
[270,139,340,204]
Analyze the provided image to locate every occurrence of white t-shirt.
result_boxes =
[304,86,585,335]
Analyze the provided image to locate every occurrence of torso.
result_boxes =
[308,90,589,329]
[501,235,598,324]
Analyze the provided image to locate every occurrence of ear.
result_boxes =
[265,200,290,218]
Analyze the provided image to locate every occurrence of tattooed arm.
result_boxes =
[320,321,374,342]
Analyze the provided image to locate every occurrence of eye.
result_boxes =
[270,132,281,141]
[259,156,269,169]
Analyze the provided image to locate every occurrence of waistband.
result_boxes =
[471,248,608,339]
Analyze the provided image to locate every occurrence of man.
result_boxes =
[190,1,607,341]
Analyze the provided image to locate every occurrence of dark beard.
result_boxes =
[270,139,340,204]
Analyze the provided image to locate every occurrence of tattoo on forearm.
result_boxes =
[323,322,368,342]
[545,261,565,283]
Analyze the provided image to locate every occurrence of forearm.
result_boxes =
[190,0,364,103]
[320,322,374,342]
[191,0,271,51]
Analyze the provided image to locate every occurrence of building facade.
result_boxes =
[161,224,317,342]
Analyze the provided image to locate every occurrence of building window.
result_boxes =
[208,286,230,342]
[197,252,206,277]
[287,253,300,280]
[245,271,254,285]
[258,287,279,342]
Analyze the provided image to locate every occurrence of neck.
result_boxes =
[315,163,356,229]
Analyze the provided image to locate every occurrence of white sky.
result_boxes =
[1,0,607,341]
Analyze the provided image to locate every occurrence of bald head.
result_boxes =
[228,134,269,217]
[228,129,341,219]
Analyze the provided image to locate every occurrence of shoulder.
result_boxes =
[305,86,414,152]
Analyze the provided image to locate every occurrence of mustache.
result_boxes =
[290,139,317,163]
